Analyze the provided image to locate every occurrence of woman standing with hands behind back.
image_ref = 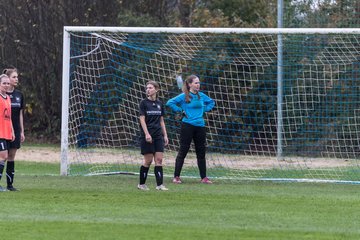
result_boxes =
[166,75,215,184]
[0,74,15,192]
[4,68,24,191]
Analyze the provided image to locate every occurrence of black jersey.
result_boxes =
[7,89,24,133]
[139,98,164,139]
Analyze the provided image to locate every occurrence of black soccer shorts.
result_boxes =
[140,137,164,155]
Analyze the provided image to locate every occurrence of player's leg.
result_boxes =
[193,127,212,183]
[153,138,168,190]
[6,148,17,191]
[138,139,154,190]
[154,152,168,190]
[138,154,153,190]
[6,132,20,191]
[173,123,193,183]
[0,139,9,191]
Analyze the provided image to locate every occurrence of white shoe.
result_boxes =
[155,184,169,191]
[137,184,149,191]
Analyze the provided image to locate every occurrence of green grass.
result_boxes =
[69,162,360,183]
[1,161,360,239]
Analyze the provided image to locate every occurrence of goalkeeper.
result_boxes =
[138,81,169,191]
[166,75,215,184]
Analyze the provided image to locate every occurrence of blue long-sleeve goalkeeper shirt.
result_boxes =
[166,92,215,127]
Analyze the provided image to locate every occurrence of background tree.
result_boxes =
[2,0,359,143]
[0,0,122,142]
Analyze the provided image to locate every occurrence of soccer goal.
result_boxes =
[62,27,360,183]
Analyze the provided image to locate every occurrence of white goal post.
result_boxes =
[62,26,360,183]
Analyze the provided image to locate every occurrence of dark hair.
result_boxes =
[182,74,200,103]
[146,81,160,99]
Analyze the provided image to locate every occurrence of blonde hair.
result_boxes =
[182,75,200,103]
[0,74,9,82]
[3,68,18,77]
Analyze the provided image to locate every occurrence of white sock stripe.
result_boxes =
[6,173,13,182]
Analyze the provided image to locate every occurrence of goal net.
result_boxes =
[62,27,360,183]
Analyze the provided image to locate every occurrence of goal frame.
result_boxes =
[61,26,360,178]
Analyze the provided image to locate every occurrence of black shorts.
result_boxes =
[0,139,10,151]
[8,132,21,149]
[140,137,164,155]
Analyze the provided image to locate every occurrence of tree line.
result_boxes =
[0,0,358,143]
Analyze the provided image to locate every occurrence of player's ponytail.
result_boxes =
[2,67,18,77]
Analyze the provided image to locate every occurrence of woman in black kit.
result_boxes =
[137,81,169,191]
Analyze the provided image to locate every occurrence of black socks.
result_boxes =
[154,166,163,186]
[139,165,164,186]
[0,161,4,181]
[139,165,149,185]
[6,161,15,187]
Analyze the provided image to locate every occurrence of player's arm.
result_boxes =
[139,100,152,143]
[166,94,184,113]
[140,115,152,143]
[20,109,25,142]
[166,94,188,119]
[203,93,215,112]
[11,123,15,142]
[160,116,168,146]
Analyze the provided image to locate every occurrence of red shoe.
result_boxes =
[172,176,182,184]
[200,177,213,184]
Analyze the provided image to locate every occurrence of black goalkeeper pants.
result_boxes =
[174,122,207,179]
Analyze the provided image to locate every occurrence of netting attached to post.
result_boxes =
[62,27,360,183]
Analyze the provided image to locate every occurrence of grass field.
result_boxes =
[1,161,360,240]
